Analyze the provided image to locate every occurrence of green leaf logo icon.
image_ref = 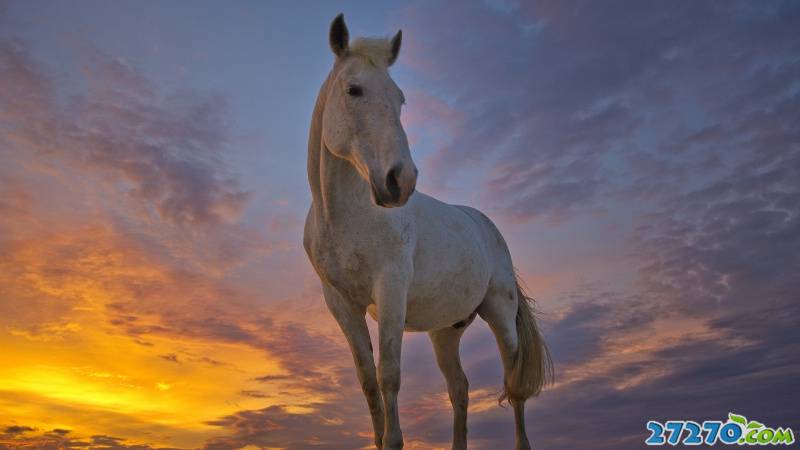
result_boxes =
[728,413,747,425]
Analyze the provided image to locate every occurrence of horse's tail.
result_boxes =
[500,273,553,403]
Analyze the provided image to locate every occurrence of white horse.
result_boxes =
[303,14,551,450]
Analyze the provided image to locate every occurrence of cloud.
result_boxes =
[0,39,251,229]
[167,34,800,446]
[0,34,316,450]
[512,110,799,449]
[397,0,800,224]
[1,2,798,450]
[384,3,800,446]
[2,426,36,436]
[0,425,182,450]
[203,404,370,450]
[158,354,180,364]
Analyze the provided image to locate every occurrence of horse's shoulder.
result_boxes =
[453,204,498,232]
[451,204,512,256]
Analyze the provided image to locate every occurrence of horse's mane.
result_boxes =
[349,37,394,68]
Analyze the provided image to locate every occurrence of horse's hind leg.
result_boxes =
[429,324,471,450]
[478,288,531,450]
[322,283,385,448]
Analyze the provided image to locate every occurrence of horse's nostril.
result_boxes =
[386,164,402,202]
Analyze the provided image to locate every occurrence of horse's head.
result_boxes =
[321,14,417,208]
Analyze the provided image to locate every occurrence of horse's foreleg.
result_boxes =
[429,326,469,450]
[375,275,408,450]
[322,284,385,449]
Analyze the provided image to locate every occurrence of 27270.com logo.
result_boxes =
[646,413,795,446]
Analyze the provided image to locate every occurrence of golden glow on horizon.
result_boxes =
[0,322,292,447]
[0,226,339,448]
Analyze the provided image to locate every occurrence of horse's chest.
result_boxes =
[307,227,376,300]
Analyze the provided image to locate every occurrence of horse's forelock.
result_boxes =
[349,37,394,68]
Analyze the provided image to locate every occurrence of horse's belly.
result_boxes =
[363,256,489,331]
[401,227,492,330]
[400,262,489,331]
[366,293,482,332]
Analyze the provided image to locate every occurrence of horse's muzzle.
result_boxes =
[371,163,417,208]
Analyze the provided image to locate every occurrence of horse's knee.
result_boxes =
[379,376,400,393]
[449,375,469,409]
[362,383,382,412]
[361,379,379,398]
[456,371,468,391]
[354,363,381,394]
[378,362,401,393]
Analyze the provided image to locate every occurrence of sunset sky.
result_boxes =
[1,1,799,449]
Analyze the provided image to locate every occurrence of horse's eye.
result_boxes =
[347,85,363,97]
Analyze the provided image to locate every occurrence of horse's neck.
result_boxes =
[308,73,372,222]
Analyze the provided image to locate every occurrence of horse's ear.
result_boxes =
[388,29,402,66]
[329,13,349,57]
